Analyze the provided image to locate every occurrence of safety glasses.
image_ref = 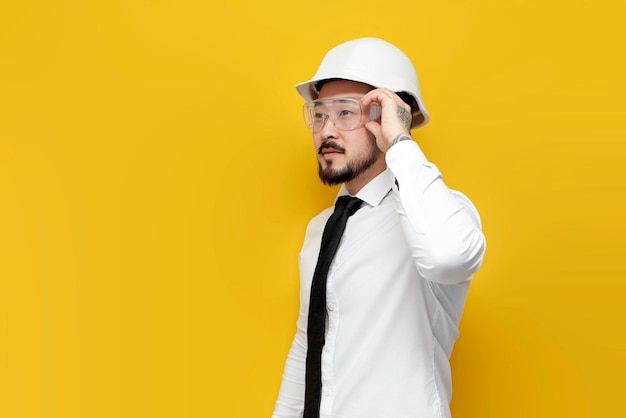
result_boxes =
[302,97,381,132]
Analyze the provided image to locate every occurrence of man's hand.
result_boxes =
[361,88,412,153]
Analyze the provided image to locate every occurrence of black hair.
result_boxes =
[314,78,344,93]
[397,91,420,113]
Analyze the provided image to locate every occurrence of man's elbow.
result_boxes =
[416,229,486,284]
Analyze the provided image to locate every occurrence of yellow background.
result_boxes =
[1,1,624,416]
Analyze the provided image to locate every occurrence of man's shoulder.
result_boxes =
[308,206,334,224]
[305,206,334,235]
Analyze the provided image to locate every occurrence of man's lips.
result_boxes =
[321,148,343,156]
[318,142,345,157]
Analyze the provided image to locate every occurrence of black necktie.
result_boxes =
[304,195,363,418]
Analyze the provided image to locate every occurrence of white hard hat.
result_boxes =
[296,37,430,129]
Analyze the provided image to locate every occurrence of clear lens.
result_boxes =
[302,98,368,132]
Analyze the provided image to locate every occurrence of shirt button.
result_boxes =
[323,388,332,397]
[329,263,336,272]
[327,303,336,311]
[324,345,331,353]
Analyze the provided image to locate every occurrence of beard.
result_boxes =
[317,139,381,186]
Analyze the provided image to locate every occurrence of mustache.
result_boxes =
[318,141,345,154]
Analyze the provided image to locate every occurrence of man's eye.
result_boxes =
[314,113,325,120]
[338,109,355,117]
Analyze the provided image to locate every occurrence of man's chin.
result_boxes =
[318,164,351,186]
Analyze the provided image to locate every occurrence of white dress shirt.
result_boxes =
[272,140,486,418]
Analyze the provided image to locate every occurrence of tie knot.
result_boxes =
[335,195,363,216]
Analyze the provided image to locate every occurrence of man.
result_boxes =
[272,37,486,418]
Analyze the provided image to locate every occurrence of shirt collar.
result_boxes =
[336,169,394,208]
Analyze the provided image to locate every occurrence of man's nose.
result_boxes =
[319,115,339,138]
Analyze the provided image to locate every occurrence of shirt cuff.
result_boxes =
[385,138,429,169]
[385,139,440,188]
